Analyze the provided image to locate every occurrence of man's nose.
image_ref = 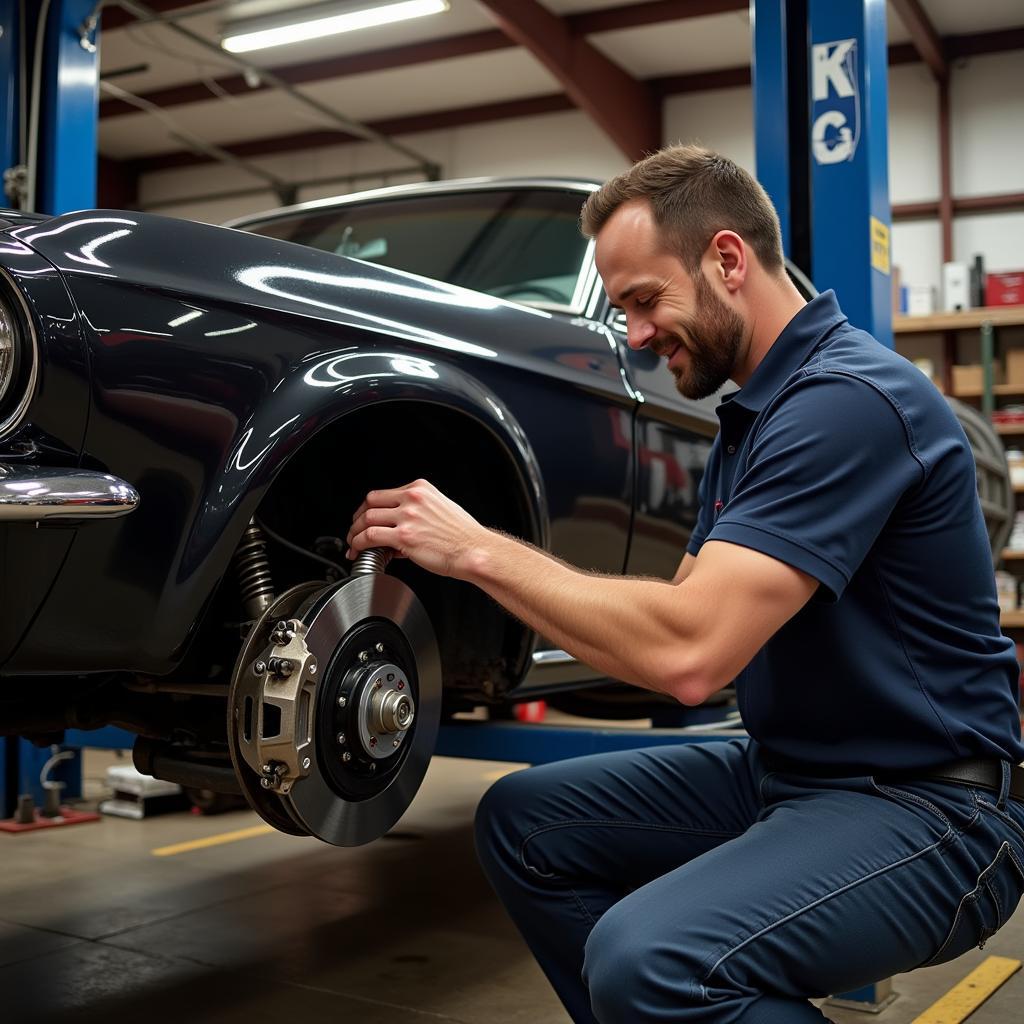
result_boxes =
[626,317,656,351]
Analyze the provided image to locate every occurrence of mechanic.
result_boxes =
[346,145,1024,1023]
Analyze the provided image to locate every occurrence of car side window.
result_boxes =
[244,189,591,309]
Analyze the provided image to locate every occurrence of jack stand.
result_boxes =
[826,978,899,1014]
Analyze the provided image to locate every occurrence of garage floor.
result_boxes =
[2,749,1023,1024]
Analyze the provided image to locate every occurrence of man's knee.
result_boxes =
[474,768,540,879]
[583,902,705,1020]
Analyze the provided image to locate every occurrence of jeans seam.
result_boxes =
[977,797,1024,848]
[569,888,597,927]
[871,781,956,831]
[922,841,1013,966]
[700,831,952,985]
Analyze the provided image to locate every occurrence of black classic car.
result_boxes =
[0,178,1005,845]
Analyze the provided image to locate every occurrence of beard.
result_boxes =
[656,271,745,400]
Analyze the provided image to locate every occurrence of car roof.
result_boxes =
[225,176,601,229]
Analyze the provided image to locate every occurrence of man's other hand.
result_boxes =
[346,479,490,579]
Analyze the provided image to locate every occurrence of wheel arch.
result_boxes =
[193,356,550,700]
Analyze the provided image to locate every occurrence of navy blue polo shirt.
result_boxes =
[687,290,1024,771]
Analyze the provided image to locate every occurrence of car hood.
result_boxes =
[9,209,569,360]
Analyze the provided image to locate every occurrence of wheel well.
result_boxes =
[255,401,539,704]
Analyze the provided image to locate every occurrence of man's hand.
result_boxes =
[346,479,491,578]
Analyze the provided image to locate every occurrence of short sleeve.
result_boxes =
[686,445,717,556]
[706,373,924,600]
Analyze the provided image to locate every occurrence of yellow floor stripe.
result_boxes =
[152,824,275,857]
[911,955,1021,1023]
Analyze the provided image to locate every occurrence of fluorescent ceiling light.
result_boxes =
[222,0,449,54]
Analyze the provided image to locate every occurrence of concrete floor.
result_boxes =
[2,749,1024,1024]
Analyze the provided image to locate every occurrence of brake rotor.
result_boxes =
[228,572,441,846]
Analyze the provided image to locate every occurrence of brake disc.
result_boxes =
[229,571,441,846]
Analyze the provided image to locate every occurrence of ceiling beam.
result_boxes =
[889,0,947,80]
[129,93,578,175]
[566,0,746,35]
[101,0,203,31]
[100,30,513,118]
[948,24,1024,58]
[473,0,660,160]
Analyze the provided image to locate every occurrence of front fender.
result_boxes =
[6,344,548,675]
[189,345,550,588]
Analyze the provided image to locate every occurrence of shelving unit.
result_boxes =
[895,307,1024,635]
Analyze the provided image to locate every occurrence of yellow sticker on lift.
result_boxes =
[911,955,1021,1023]
[870,216,891,275]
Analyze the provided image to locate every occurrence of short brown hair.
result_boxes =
[581,144,784,275]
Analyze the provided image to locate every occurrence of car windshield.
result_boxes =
[241,188,593,309]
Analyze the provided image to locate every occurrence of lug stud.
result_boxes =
[358,650,370,664]
[309,660,317,674]
[254,660,267,674]
[393,739,400,748]
[375,642,385,654]
[337,732,346,745]
[342,752,352,763]
[260,778,271,789]
[374,679,383,689]
[397,680,405,690]
[302,757,311,770]
[369,763,377,773]
[337,695,347,708]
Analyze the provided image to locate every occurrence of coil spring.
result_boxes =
[351,547,393,576]
[235,520,275,618]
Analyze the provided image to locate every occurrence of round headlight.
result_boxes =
[0,269,36,441]
[0,300,15,406]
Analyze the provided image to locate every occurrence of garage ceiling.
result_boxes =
[93,0,1023,169]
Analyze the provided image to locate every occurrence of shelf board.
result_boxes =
[1002,550,1024,560]
[895,306,1024,333]
[994,422,1024,436]
[953,384,1024,398]
[1001,610,1024,628]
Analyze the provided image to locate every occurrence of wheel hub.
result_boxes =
[228,572,440,846]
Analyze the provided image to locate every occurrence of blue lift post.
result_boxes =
[37,0,99,215]
[0,0,103,818]
[754,0,894,348]
[753,0,897,1012]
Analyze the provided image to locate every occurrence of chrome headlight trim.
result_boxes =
[0,266,39,443]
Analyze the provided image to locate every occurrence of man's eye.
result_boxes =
[635,296,653,309]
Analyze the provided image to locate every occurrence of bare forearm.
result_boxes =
[461,530,700,698]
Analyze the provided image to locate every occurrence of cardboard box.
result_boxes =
[1007,349,1024,387]
[987,272,1024,307]
[952,363,1005,393]
[952,364,983,392]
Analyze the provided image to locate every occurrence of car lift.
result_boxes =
[0,0,894,1011]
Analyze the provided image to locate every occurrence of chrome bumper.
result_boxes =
[0,465,139,521]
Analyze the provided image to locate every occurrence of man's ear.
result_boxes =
[707,230,747,294]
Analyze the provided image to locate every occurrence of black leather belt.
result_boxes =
[762,752,1024,803]
[881,758,1024,803]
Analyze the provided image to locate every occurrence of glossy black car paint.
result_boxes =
[0,191,717,707]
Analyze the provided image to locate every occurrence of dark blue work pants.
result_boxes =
[474,739,1024,1023]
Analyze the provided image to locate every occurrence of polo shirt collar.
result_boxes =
[726,289,847,414]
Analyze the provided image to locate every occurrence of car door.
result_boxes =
[608,311,720,579]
